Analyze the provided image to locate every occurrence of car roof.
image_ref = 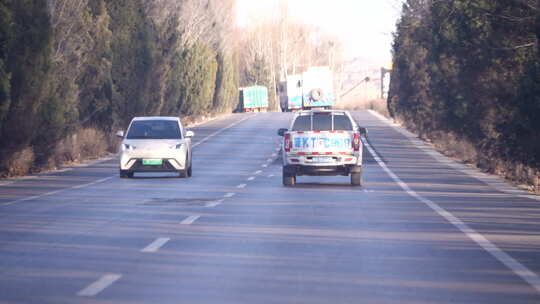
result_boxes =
[131,116,180,121]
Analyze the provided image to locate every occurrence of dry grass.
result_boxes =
[492,159,540,194]
[53,127,109,165]
[335,98,390,118]
[0,127,112,177]
[425,131,540,194]
[0,146,35,177]
[386,113,540,194]
[430,131,478,165]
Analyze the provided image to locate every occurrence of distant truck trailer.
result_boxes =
[302,66,334,109]
[239,85,269,112]
[279,67,335,111]
[279,74,303,112]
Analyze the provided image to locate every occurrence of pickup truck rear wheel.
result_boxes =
[282,168,296,186]
[351,169,362,186]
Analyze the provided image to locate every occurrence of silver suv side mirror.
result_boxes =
[185,130,195,138]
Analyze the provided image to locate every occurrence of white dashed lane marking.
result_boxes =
[141,237,170,253]
[237,184,247,189]
[247,177,255,181]
[77,274,122,297]
[205,199,223,208]
[224,193,236,198]
[1,176,114,206]
[180,215,200,225]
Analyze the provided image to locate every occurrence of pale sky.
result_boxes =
[236,0,402,65]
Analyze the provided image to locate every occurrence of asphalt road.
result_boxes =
[1,111,539,304]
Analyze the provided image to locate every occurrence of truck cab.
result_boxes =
[278,110,367,186]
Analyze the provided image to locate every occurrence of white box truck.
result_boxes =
[302,66,334,109]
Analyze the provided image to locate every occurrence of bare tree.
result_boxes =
[47,0,89,64]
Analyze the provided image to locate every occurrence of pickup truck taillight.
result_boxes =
[284,133,292,152]
[353,132,361,151]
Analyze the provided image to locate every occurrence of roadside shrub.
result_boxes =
[1,146,35,176]
[431,131,478,165]
[53,127,109,165]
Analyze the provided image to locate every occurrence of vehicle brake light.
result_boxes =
[353,133,361,151]
[284,133,292,152]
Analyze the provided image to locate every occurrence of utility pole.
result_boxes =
[340,77,370,99]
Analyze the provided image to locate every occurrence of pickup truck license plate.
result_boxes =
[142,159,163,166]
[312,157,333,163]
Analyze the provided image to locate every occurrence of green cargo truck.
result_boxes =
[240,86,269,112]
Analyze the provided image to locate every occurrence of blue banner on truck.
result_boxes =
[293,136,351,149]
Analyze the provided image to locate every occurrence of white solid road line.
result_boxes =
[71,176,114,189]
[367,110,540,201]
[180,215,201,225]
[1,176,114,207]
[141,237,171,253]
[364,139,540,293]
[0,157,117,188]
[237,184,247,189]
[77,273,122,297]
[53,168,73,173]
[192,115,252,148]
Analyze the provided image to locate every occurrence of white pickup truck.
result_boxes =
[278,110,367,186]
